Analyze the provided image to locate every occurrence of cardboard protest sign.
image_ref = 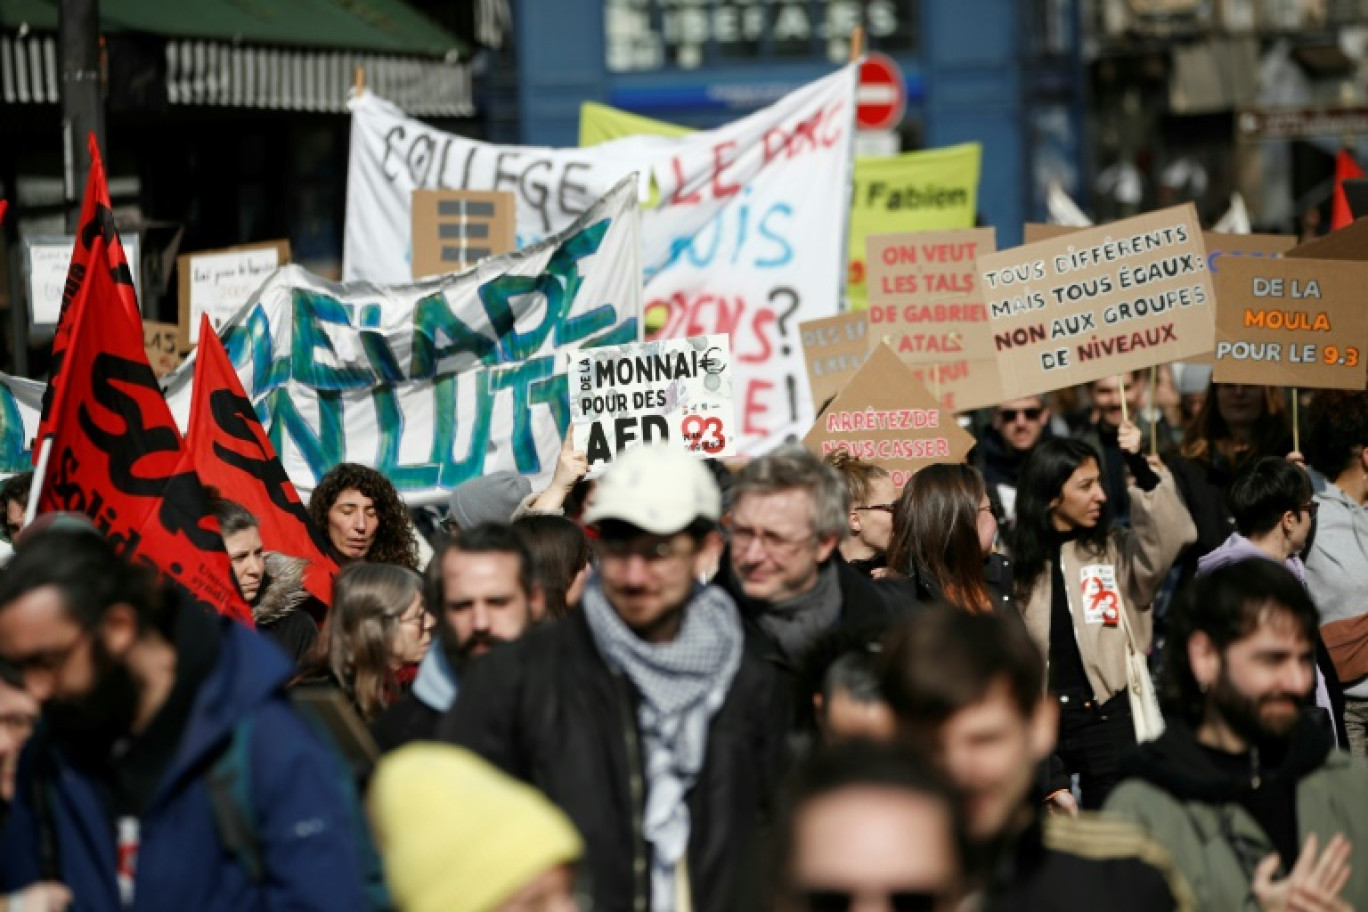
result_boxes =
[803,343,976,487]
[1211,257,1368,390]
[143,321,182,378]
[25,234,142,327]
[572,334,735,473]
[800,312,870,413]
[178,240,290,346]
[866,227,1004,412]
[411,190,516,279]
[979,205,1215,399]
[1024,224,1296,274]
[1284,217,1368,262]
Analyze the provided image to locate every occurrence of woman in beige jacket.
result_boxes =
[1009,422,1195,809]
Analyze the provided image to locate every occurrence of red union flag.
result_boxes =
[186,314,337,607]
[37,262,251,624]
[36,136,142,455]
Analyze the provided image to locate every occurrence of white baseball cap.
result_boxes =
[584,445,721,535]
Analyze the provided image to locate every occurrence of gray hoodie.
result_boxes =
[1305,483,1368,698]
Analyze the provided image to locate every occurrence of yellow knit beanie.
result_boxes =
[370,744,584,912]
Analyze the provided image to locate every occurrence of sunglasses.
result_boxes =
[1299,501,1319,519]
[997,407,1043,422]
[855,503,897,514]
[792,888,942,912]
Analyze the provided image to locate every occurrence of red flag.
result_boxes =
[1332,148,1364,232]
[36,258,252,624]
[187,314,338,607]
[36,135,142,456]
[0,200,7,225]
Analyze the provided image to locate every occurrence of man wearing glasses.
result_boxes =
[720,445,895,684]
[1195,456,1347,748]
[440,445,788,912]
[977,397,1053,526]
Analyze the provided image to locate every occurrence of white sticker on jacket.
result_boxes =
[1079,564,1122,627]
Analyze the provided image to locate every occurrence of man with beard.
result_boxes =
[371,523,541,752]
[0,531,369,910]
[1106,560,1368,910]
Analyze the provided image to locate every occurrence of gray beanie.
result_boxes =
[447,472,532,530]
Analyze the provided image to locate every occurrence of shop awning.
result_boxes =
[2,0,472,115]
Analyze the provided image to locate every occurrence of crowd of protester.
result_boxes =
[0,373,1367,912]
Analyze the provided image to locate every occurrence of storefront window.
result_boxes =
[606,0,919,72]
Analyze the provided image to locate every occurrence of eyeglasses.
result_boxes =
[997,407,1043,422]
[1298,501,1319,518]
[791,888,943,912]
[0,713,36,737]
[855,503,897,514]
[726,522,817,556]
[2,627,91,683]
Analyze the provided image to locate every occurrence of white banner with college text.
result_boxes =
[344,66,858,453]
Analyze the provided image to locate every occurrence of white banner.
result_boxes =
[0,373,43,473]
[165,177,643,506]
[572,334,736,474]
[344,67,858,453]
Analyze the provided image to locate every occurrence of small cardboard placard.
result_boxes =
[803,343,976,487]
[979,204,1215,399]
[1024,224,1297,273]
[572,334,736,474]
[1284,217,1368,262]
[178,240,289,347]
[25,235,141,327]
[412,190,516,280]
[866,226,1004,412]
[1211,257,1368,391]
[867,227,997,363]
[800,312,871,413]
[143,321,182,378]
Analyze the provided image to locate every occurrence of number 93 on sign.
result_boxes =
[681,415,728,455]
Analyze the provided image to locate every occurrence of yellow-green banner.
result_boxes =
[579,102,980,309]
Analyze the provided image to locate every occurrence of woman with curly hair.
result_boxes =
[308,463,419,570]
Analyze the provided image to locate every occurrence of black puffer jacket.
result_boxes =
[437,606,789,912]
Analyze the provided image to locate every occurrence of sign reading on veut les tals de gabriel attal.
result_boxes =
[979,204,1215,399]
[572,334,736,473]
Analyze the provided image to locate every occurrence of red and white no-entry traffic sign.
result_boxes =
[856,52,907,133]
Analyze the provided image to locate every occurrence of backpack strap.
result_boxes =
[206,714,264,883]
[25,721,62,882]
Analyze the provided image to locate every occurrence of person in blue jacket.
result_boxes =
[0,530,369,911]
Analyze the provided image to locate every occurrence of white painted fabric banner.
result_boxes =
[344,66,858,453]
[0,373,44,473]
[572,334,735,474]
[165,176,643,506]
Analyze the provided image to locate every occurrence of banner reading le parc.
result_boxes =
[348,68,858,454]
[979,205,1215,399]
[579,102,980,312]
[164,177,643,506]
[1212,257,1368,390]
[572,334,736,473]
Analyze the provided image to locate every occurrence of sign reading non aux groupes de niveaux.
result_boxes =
[572,334,736,472]
[976,204,1215,398]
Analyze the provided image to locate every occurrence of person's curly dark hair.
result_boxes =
[1305,390,1368,481]
[308,463,419,570]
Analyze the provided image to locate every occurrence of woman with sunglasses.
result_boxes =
[826,451,897,577]
[883,464,1013,617]
[1011,423,1195,810]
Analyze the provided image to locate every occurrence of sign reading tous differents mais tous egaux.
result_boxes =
[1212,257,1368,390]
[572,334,736,473]
[978,204,1215,399]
